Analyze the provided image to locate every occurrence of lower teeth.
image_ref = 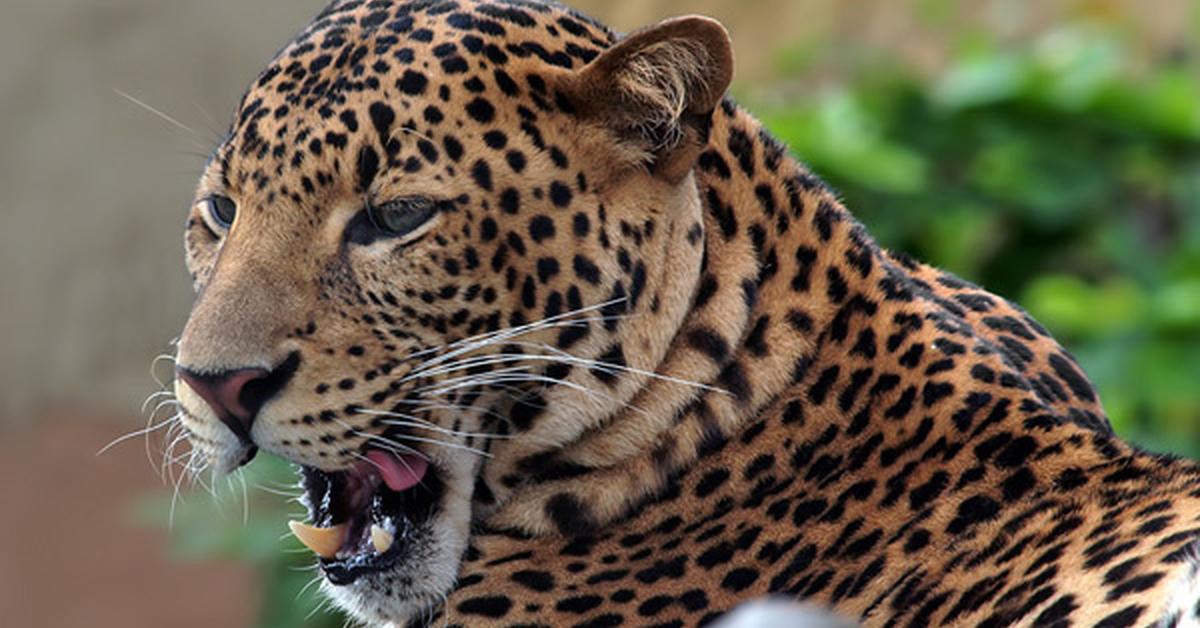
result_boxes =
[371,524,395,553]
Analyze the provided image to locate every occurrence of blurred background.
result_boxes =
[2,0,1198,626]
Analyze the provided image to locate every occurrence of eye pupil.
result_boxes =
[207,196,237,228]
[368,198,438,237]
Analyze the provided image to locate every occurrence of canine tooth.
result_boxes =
[371,524,394,554]
[288,521,347,559]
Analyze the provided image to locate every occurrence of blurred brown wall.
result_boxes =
[0,1,330,423]
[0,0,1191,427]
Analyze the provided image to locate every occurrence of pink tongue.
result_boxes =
[366,450,429,492]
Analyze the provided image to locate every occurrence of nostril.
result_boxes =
[239,351,302,418]
[177,351,301,444]
[176,367,268,444]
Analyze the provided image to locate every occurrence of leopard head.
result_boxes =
[172,0,732,622]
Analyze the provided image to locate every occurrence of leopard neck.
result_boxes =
[480,100,864,535]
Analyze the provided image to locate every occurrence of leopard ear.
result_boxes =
[564,16,734,182]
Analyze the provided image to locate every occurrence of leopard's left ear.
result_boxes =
[563,16,734,183]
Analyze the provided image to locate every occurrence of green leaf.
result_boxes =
[931,53,1028,110]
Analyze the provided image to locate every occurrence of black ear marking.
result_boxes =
[545,492,599,536]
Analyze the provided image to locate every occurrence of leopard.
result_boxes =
[169,0,1200,626]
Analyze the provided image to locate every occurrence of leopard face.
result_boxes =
[173,0,732,621]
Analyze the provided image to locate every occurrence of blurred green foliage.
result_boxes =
[136,455,345,627]
[148,16,1200,628]
[755,23,1200,459]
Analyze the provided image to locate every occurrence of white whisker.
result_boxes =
[236,468,250,526]
[354,409,510,443]
[403,298,629,373]
[254,483,303,498]
[296,573,325,600]
[96,417,174,457]
[113,88,196,134]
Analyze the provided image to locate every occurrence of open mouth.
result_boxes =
[292,449,443,586]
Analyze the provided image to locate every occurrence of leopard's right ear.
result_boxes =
[561,16,734,183]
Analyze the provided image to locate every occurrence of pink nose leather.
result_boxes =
[177,367,270,443]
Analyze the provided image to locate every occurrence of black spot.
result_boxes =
[947,495,1001,535]
[1049,353,1096,402]
[572,212,590,237]
[493,69,520,98]
[921,381,955,407]
[808,367,839,405]
[510,570,556,592]
[549,181,573,207]
[471,159,493,191]
[698,150,732,179]
[727,129,755,177]
[360,10,388,29]
[506,150,527,172]
[466,97,496,123]
[573,255,601,285]
[591,344,626,385]
[721,567,759,592]
[506,231,527,256]
[397,69,428,95]
[707,189,738,239]
[529,215,555,242]
[995,435,1038,468]
[324,131,348,150]
[422,105,444,124]
[443,136,464,161]
[483,130,508,149]
[909,472,949,511]
[367,102,394,140]
[308,54,332,72]
[509,393,544,430]
[687,328,729,363]
[556,594,604,615]
[1002,467,1037,501]
[787,309,814,333]
[521,275,537,308]
[457,595,512,618]
[638,595,674,617]
[478,4,537,27]
[536,257,560,283]
[441,56,469,73]
[695,469,730,498]
[718,362,751,402]
[694,275,719,308]
[904,529,931,554]
[813,200,839,241]
[336,109,359,133]
[825,266,848,302]
[356,146,379,191]
[1095,605,1144,628]
[557,321,589,349]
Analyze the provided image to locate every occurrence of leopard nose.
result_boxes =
[176,352,301,444]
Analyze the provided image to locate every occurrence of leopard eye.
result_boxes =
[367,197,439,237]
[204,195,237,229]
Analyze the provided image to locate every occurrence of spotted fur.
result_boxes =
[171,1,1200,626]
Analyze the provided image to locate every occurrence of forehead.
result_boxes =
[211,0,615,193]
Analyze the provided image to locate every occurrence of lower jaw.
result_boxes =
[319,515,416,585]
[322,576,449,628]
